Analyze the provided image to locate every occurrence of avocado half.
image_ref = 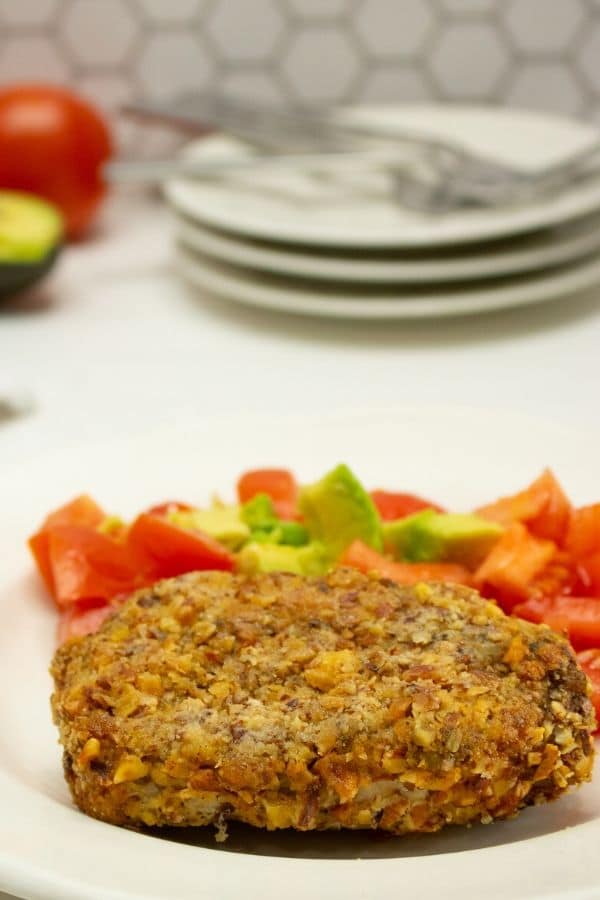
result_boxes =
[0,191,63,299]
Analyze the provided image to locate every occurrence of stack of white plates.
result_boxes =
[166,105,600,320]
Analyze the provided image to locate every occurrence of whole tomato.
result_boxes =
[0,84,113,239]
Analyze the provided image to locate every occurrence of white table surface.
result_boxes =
[1,189,600,900]
[3,190,600,472]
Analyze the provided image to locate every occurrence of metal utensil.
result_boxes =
[105,149,395,184]
[119,96,600,210]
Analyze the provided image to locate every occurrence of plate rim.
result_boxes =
[173,212,600,285]
[165,103,600,249]
[2,405,600,900]
[174,242,600,320]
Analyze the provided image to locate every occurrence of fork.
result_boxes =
[120,96,600,210]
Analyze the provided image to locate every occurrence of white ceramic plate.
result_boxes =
[174,211,600,284]
[0,407,599,900]
[165,105,600,249]
[175,243,600,320]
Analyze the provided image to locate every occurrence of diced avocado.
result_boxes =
[242,494,309,546]
[169,506,250,550]
[0,191,62,263]
[299,464,383,559]
[241,493,277,530]
[97,515,126,537]
[385,511,504,566]
[274,521,309,546]
[382,509,437,560]
[237,541,328,576]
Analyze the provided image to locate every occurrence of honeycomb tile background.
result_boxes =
[0,0,599,156]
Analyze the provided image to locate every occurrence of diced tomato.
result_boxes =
[127,513,234,580]
[565,504,600,559]
[340,540,471,586]
[57,601,114,644]
[370,490,444,522]
[526,470,572,543]
[476,469,571,543]
[576,649,600,728]
[577,552,600,595]
[48,525,141,608]
[237,469,298,520]
[29,531,57,597]
[527,550,582,601]
[146,501,193,517]
[28,495,106,596]
[513,595,600,652]
[474,523,556,611]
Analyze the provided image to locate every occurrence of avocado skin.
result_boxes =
[299,463,383,559]
[0,247,60,300]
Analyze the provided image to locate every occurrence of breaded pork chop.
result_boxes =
[51,569,595,836]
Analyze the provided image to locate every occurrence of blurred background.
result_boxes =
[1,0,599,159]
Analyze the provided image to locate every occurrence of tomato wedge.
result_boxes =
[512,595,600,651]
[476,469,571,543]
[28,495,105,596]
[576,649,600,728]
[127,513,234,579]
[57,601,114,644]
[237,468,298,520]
[474,523,556,610]
[370,490,444,522]
[146,501,193,517]
[527,550,581,601]
[577,552,600,595]
[566,504,600,559]
[48,524,140,607]
[340,540,471,586]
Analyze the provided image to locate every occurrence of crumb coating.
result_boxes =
[51,569,595,835]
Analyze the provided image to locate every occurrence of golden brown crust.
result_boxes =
[51,569,595,836]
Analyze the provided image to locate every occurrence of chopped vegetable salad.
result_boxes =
[28,464,600,723]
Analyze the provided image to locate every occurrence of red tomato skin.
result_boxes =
[146,501,193,517]
[513,595,600,651]
[576,649,600,729]
[0,84,113,238]
[28,495,106,599]
[527,551,582,601]
[577,552,600,595]
[370,491,444,521]
[474,523,556,611]
[526,470,572,543]
[57,602,114,644]
[566,505,600,559]
[237,469,298,519]
[127,513,234,580]
[48,524,140,608]
[477,469,571,543]
[340,540,471,587]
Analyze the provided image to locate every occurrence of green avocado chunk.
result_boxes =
[241,493,277,530]
[237,541,328,576]
[0,191,62,263]
[382,509,437,560]
[299,463,383,559]
[241,494,309,546]
[385,511,503,567]
[169,506,250,550]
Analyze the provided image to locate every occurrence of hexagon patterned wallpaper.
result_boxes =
[0,0,599,157]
